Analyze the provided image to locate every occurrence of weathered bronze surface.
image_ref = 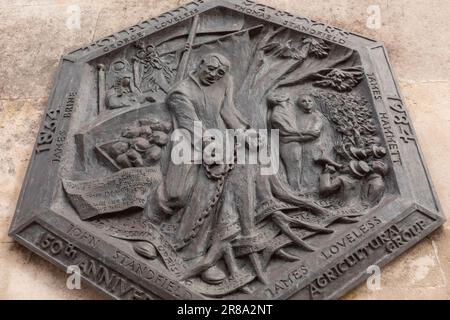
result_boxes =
[9,0,445,300]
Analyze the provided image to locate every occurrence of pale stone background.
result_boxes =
[0,0,449,300]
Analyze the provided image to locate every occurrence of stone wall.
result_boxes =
[0,0,448,299]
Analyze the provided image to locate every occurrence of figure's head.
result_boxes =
[267,93,290,109]
[121,77,131,87]
[197,53,230,86]
[298,94,317,114]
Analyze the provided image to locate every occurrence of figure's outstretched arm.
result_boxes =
[220,77,250,130]
[281,134,316,143]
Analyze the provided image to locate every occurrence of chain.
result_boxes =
[177,146,238,248]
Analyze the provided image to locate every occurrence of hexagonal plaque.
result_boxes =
[10,0,445,300]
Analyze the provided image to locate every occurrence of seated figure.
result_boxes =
[106,76,142,109]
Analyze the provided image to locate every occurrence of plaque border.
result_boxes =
[9,0,445,300]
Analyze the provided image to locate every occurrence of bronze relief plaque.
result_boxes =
[10,0,445,300]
